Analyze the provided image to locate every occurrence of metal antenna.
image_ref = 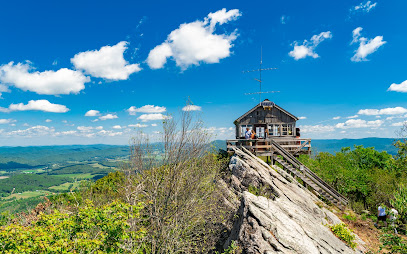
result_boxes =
[243,47,279,103]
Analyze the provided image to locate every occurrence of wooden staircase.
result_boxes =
[234,141,348,209]
[269,140,348,209]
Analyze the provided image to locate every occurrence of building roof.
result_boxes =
[235,99,299,123]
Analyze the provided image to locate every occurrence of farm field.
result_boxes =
[0,144,140,213]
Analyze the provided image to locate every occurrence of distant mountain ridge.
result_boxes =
[211,137,400,155]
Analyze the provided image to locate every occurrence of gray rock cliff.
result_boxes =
[221,148,365,254]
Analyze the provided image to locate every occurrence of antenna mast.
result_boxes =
[243,47,279,103]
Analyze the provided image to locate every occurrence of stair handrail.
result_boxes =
[270,140,348,204]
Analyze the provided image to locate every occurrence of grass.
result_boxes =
[0,171,7,175]
[49,181,81,191]
[89,163,109,169]
[21,168,47,174]
[53,173,94,179]
[1,190,52,201]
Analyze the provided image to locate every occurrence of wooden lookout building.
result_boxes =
[227,99,311,157]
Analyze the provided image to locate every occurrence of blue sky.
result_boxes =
[0,0,406,146]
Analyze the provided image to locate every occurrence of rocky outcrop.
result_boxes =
[222,148,365,253]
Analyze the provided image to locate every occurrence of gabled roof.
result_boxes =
[235,99,299,122]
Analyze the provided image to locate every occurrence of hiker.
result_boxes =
[389,207,399,234]
[245,128,251,139]
[377,204,388,228]
[251,129,256,139]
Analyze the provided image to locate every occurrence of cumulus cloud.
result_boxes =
[127,105,166,115]
[85,110,101,117]
[71,41,141,80]
[128,123,148,128]
[0,62,89,95]
[335,119,383,129]
[352,1,377,13]
[0,100,69,113]
[99,114,118,120]
[137,113,171,122]
[0,119,15,124]
[358,107,407,115]
[6,125,54,137]
[333,116,341,120]
[298,116,307,120]
[0,84,10,98]
[182,105,202,111]
[146,8,241,70]
[299,125,335,133]
[289,31,332,60]
[112,125,122,129]
[392,121,407,127]
[347,115,359,119]
[388,80,407,93]
[350,27,386,62]
[45,119,52,123]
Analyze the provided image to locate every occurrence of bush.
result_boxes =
[329,223,357,249]
[380,230,407,253]
[0,200,146,253]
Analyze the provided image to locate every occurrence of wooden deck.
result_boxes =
[226,137,311,156]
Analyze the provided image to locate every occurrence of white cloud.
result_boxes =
[127,105,166,115]
[388,80,407,93]
[392,121,407,127]
[352,1,377,13]
[0,119,15,124]
[128,123,148,128]
[71,41,141,80]
[146,8,241,70]
[112,125,122,129]
[335,119,383,129]
[351,27,386,62]
[182,105,202,111]
[333,116,341,120]
[0,100,69,113]
[0,62,89,95]
[0,84,10,98]
[98,130,123,137]
[298,116,307,120]
[85,110,100,117]
[299,125,335,133]
[358,107,407,115]
[137,113,171,122]
[151,123,157,127]
[77,126,94,132]
[99,114,118,120]
[347,115,359,119]
[45,119,52,123]
[289,31,332,60]
[6,125,54,137]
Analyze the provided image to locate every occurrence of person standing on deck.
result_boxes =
[245,128,251,139]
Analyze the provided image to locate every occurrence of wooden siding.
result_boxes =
[237,106,296,125]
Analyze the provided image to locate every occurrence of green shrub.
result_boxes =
[342,213,357,221]
[0,200,146,253]
[329,223,357,249]
[380,231,407,253]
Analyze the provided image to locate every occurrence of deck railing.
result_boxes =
[226,137,311,155]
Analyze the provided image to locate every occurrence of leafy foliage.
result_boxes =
[0,200,146,253]
[379,230,407,253]
[329,223,357,249]
[299,145,401,213]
